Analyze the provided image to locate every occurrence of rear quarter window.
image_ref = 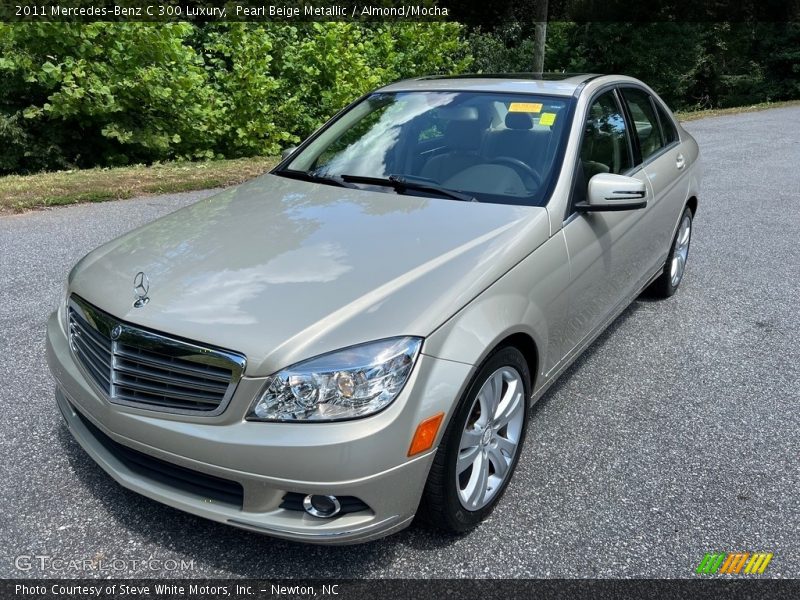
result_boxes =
[654,102,679,145]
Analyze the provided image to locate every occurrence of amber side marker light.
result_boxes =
[408,412,445,457]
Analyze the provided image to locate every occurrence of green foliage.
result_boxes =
[0,22,470,174]
[2,19,796,176]
[200,22,470,158]
[468,21,799,112]
[0,23,215,172]
[467,22,539,74]
[691,23,800,109]
[553,23,706,108]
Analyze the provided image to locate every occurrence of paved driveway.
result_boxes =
[1,107,798,578]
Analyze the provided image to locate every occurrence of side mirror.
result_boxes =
[576,173,647,212]
[280,146,298,161]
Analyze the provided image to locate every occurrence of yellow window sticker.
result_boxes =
[539,112,556,126]
[508,102,543,113]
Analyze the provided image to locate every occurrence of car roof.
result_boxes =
[378,73,602,97]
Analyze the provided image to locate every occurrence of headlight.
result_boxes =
[248,337,422,422]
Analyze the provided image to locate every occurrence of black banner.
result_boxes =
[1,0,799,22]
[5,579,800,600]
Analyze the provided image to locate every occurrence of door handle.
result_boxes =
[676,153,686,170]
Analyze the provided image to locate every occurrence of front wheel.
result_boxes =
[648,207,693,298]
[417,346,530,533]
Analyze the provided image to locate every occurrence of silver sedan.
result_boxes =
[47,73,701,544]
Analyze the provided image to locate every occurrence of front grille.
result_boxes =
[68,295,246,415]
[73,405,244,508]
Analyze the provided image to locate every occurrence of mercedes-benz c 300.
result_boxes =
[47,74,700,543]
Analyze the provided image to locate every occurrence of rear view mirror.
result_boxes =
[576,173,647,211]
[281,146,298,161]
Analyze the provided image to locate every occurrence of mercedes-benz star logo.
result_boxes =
[133,271,150,308]
[111,325,123,340]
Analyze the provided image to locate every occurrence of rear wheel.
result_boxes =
[648,207,693,298]
[418,346,530,533]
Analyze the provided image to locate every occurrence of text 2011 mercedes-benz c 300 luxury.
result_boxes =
[47,74,700,544]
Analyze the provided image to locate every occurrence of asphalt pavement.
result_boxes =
[0,106,798,578]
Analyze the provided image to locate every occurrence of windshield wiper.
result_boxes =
[339,174,476,202]
[274,169,357,189]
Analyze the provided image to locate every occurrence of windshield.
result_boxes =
[279,91,572,206]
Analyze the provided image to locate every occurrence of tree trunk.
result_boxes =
[533,0,548,74]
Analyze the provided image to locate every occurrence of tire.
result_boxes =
[648,206,693,298]
[417,346,531,533]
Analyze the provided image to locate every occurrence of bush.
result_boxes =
[200,22,470,157]
[4,20,795,176]
[0,22,470,174]
[0,23,216,172]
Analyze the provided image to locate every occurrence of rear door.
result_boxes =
[558,88,655,363]
[620,87,690,271]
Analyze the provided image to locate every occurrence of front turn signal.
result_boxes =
[408,412,445,457]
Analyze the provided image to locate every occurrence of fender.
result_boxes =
[422,231,572,395]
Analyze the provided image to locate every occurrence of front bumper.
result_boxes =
[46,311,472,544]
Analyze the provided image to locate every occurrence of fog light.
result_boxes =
[303,494,341,518]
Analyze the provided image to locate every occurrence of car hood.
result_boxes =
[70,174,550,375]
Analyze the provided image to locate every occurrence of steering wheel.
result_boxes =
[488,157,542,188]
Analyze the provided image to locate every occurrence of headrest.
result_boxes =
[443,119,483,151]
[505,112,533,130]
[436,106,480,121]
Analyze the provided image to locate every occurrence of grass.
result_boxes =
[675,99,800,121]
[0,156,277,215]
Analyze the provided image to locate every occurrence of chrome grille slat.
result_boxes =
[72,335,113,384]
[74,333,113,368]
[70,336,113,393]
[115,390,219,409]
[114,345,232,382]
[114,360,229,393]
[71,317,112,352]
[72,334,111,371]
[114,376,223,404]
[69,319,113,393]
[67,296,246,415]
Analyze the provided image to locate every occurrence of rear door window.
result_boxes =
[621,88,665,162]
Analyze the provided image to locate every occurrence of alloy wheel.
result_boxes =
[456,367,525,510]
[670,213,692,287]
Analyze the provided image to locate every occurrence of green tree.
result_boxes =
[551,23,706,108]
[200,22,471,156]
[0,22,470,174]
[0,23,216,172]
